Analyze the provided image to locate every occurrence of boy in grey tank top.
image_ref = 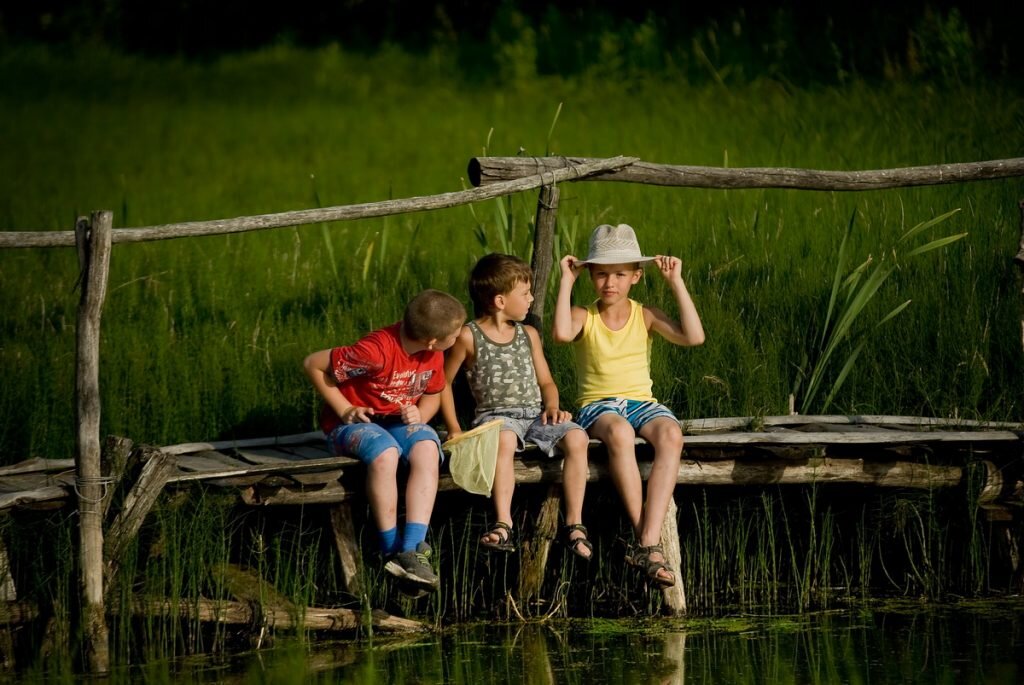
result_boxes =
[440,254,593,560]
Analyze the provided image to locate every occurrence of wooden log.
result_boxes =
[328,503,365,597]
[118,598,427,633]
[0,533,15,602]
[517,485,561,608]
[432,456,963,492]
[239,481,352,506]
[74,210,112,674]
[528,184,560,327]
[659,496,686,615]
[0,156,638,248]
[468,155,1024,191]
[104,446,174,588]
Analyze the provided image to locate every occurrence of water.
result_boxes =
[26,603,1024,683]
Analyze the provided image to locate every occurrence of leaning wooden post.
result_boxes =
[659,495,686,615]
[528,184,560,327]
[74,210,113,674]
[517,485,562,610]
[1015,200,1024,354]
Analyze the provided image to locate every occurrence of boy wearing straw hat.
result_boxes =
[553,224,705,588]
[441,254,593,561]
[303,289,466,595]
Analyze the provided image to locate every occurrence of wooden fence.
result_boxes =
[2,154,1023,673]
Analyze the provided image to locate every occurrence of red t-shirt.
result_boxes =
[319,322,445,434]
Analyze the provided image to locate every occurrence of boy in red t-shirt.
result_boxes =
[304,289,466,594]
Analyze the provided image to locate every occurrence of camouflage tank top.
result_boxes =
[465,321,542,412]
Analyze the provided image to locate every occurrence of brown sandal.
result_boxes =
[629,544,676,588]
[480,521,515,553]
[564,523,593,562]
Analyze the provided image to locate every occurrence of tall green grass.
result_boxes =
[0,45,1022,662]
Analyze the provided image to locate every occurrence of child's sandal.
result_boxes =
[564,523,593,562]
[480,521,515,553]
[630,544,676,588]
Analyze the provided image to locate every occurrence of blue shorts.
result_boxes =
[326,420,444,465]
[575,398,677,431]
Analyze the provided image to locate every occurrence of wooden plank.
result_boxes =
[683,415,1024,432]
[0,458,76,477]
[227,447,309,464]
[160,431,326,456]
[684,430,1020,445]
[278,445,334,460]
[169,455,360,484]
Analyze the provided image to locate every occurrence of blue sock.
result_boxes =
[378,526,400,556]
[402,522,429,552]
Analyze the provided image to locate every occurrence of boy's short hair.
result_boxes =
[469,253,533,317]
[404,289,466,342]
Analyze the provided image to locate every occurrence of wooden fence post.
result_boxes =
[75,210,113,674]
[528,184,560,327]
[1015,200,1024,354]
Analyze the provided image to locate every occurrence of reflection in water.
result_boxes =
[49,605,1024,683]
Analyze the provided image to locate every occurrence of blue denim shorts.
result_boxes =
[326,420,444,465]
[574,398,677,431]
[473,406,585,458]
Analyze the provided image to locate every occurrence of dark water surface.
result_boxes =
[37,603,1024,683]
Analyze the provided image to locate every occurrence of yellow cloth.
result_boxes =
[443,419,504,496]
[574,299,655,406]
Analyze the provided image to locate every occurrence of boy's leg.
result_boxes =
[587,414,643,535]
[635,417,684,546]
[366,447,401,540]
[328,423,402,553]
[403,438,441,546]
[559,428,592,559]
[482,431,519,546]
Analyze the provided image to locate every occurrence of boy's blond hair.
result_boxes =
[404,289,466,342]
[469,253,533,318]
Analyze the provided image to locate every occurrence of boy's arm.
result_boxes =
[646,255,706,347]
[553,255,588,343]
[439,327,473,436]
[415,392,442,425]
[526,326,572,425]
[303,349,372,423]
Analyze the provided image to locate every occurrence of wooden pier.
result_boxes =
[0,413,1020,629]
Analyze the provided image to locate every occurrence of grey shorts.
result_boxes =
[473,406,584,458]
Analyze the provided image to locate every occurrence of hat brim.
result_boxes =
[579,255,656,266]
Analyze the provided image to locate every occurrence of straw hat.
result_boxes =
[579,223,655,266]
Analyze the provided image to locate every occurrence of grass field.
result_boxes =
[3,45,1021,461]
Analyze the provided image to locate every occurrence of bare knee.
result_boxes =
[407,441,440,474]
[560,428,590,461]
[645,420,683,456]
[369,447,400,475]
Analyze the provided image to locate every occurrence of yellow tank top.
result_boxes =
[574,299,655,407]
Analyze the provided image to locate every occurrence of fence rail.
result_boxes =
[0,156,638,249]
[469,156,1024,190]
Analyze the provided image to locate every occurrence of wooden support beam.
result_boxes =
[517,485,561,609]
[104,446,175,589]
[528,184,560,327]
[74,210,113,675]
[329,503,365,597]
[100,436,134,517]
[659,496,686,615]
